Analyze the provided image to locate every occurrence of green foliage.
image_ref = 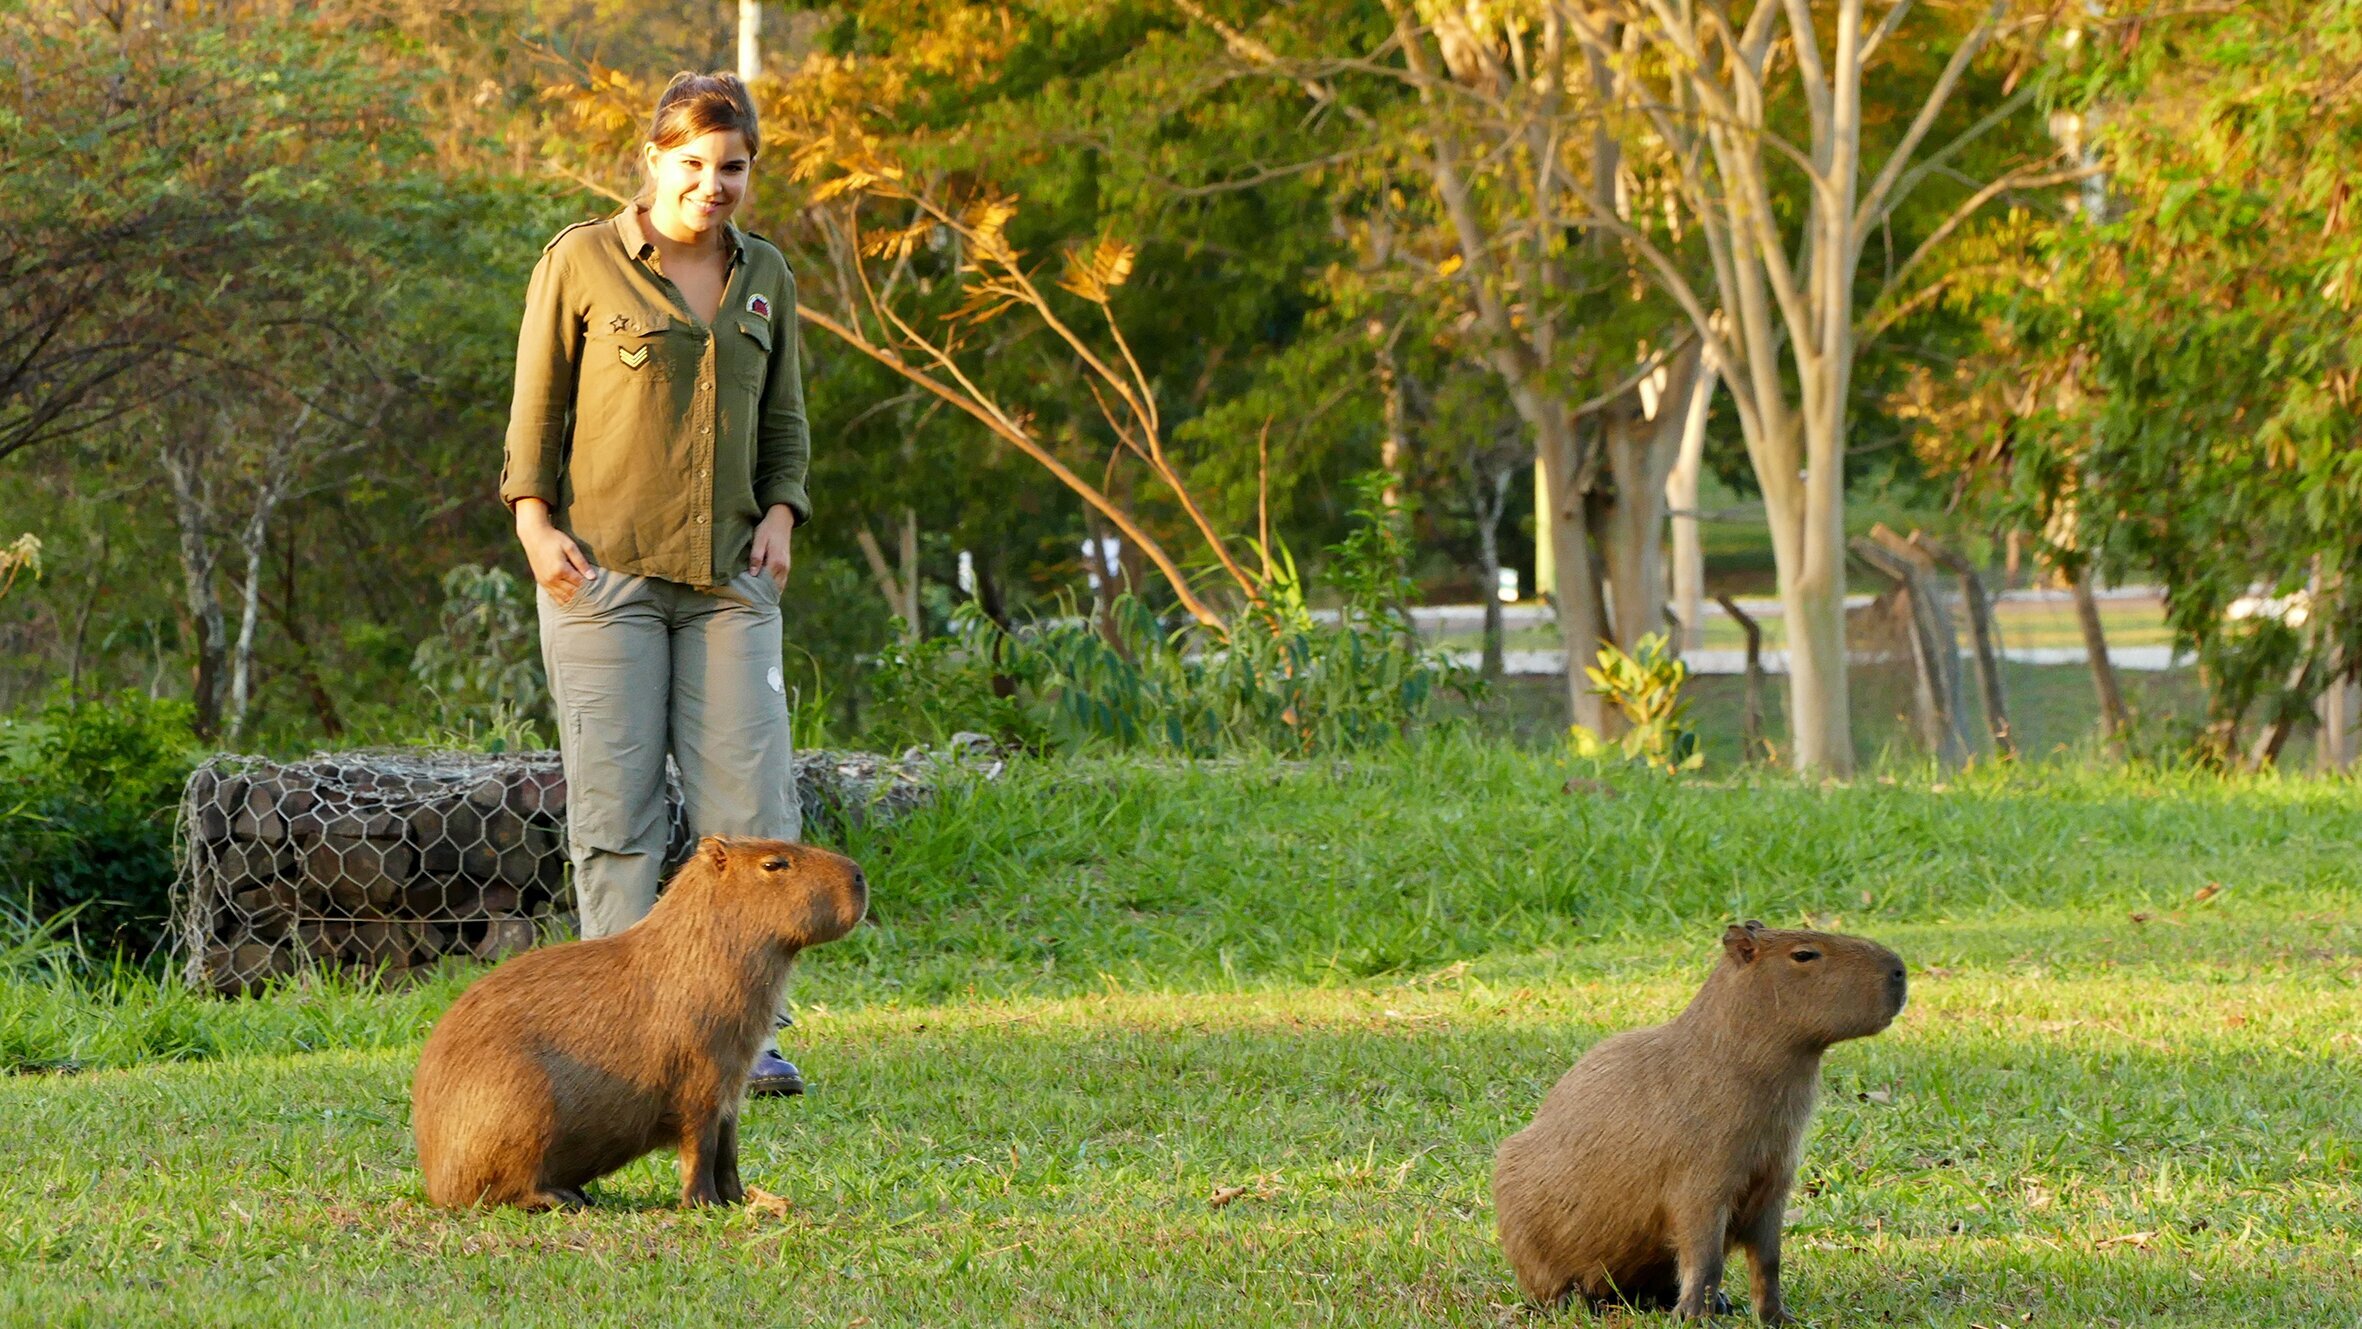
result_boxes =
[407,565,546,751]
[1569,632,1702,772]
[1924,4,2362,754]
[0,694,199,952]
[867,483,1477,755]
[863,628,1051,755]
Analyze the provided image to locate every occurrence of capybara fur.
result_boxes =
[412,836,866,1210]
[1493,922,1906,1322]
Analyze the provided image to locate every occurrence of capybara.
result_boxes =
[1493,922,1906,1322]
[412,836,867,1210]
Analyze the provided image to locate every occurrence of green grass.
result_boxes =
[3,746,2358,1325]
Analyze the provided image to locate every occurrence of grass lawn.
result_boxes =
[3,747,2357,1325]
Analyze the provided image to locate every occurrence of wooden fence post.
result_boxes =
[1715,593,1767,764]
[1912,533,2014,758]
[1852,535,1969,769]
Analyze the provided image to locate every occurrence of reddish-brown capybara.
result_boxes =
[1493,922,1906,1322]
[412,836,866,1210]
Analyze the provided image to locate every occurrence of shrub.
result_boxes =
[865,480,1479,755]
[1569,632,1702,772]
[0,693,200,955]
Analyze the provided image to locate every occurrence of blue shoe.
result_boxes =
[747,1049,805,1097]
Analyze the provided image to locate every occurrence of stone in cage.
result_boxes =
[174,739,1004,994]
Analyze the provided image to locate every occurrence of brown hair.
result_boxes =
[647,71,760,158]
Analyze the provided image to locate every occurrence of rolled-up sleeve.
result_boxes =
[753,270,812,525]
[499,248,581,510]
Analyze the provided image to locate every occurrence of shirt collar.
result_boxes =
[614,203,743,265]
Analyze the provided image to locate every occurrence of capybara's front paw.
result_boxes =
[523,1188,589,1212]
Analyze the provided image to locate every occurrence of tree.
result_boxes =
[1548,0,2063,775]
[1914,2,2362,765]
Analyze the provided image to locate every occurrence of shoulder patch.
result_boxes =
[541,218,602,256]
[741,231,794,276]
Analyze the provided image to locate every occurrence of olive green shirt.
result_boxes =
[500,205,812,589]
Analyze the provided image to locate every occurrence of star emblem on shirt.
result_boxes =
[608,313,631,333]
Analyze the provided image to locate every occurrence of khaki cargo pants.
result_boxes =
[537,568,800,939]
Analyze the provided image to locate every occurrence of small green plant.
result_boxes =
[0,693,199,955]
[1569,632,1702,772]
[409,565,546,747]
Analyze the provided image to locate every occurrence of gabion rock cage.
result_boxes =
[176,750,581,994]
[174,741,1004,995]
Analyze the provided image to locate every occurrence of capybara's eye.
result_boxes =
[762,857,791,872]
[1790,949,1821,963]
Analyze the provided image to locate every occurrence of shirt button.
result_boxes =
[696,514,707,524]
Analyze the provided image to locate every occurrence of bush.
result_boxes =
[0,693,199,956]
[865,480,1479,755]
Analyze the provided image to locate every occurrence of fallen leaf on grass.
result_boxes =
[1209,1180,1279,1210]
[1561,777,1618,798]
[2095,1231,2158,1250]
[2129,912,2150,924]
[743,1187,795,1219]
[2194,882,2223,904]
[1858,1089,1894,1105]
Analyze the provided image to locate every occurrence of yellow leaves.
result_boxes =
[0,532,39,601]
[539,62,644,147]
[859,219,937,263]
[962,192,1023,266]
[945,276,1029,328]
[1058,236,1136,304]
[1436,253,1464,277]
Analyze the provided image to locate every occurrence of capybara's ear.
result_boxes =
[700,836,730,872]
[1722,923,1760,963]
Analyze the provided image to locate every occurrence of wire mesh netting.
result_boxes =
[173,739,1005,995]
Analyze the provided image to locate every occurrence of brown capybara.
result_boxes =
[1493,922,1906,1322]
[412,836,867,1210]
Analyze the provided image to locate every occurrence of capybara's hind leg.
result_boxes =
[714,1114,744,1205]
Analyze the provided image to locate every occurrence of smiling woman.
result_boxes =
[496,70,818,1099]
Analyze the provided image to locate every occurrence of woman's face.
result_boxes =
[643,128,751,238]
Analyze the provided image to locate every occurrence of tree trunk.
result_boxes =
[1472,461,1512,681]
[225,497,276,745]
[1763,406,1855,777]
[1914,533,2013,759]
[2319,660,2357,774]
[1370,317,1410,509]
[2067,566,2131,745]
[65,523,109,700]
[271,518,345,739]
[736,0,761,82]
[1538,414,1608,735]
[855,515,921,644]
[1665,365,1716,652]
[1600,347,1697,654]
[1717,593,1766,763]
[161,441,227,741]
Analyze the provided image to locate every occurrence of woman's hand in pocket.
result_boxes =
[749,504,795,592]
[514,498,595,605]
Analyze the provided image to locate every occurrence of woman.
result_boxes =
[499,71,812,1096]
